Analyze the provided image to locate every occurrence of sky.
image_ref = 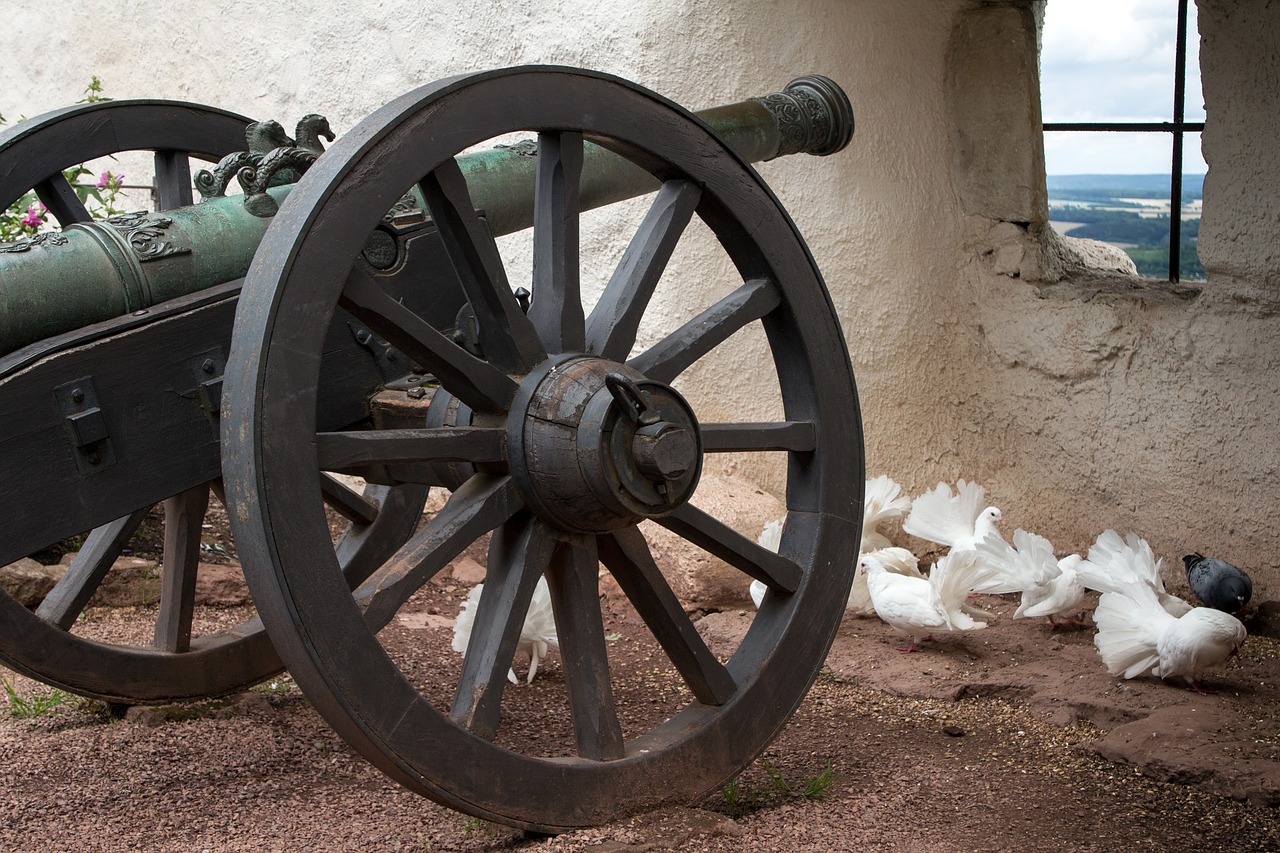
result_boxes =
[1040,0,1207,175]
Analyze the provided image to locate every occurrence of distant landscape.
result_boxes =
[1047,174,1205,280]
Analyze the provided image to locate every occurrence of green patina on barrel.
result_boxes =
[0,77,852,357]
[0,187,290,349]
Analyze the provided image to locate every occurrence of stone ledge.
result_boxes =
[1034,272,1202,304]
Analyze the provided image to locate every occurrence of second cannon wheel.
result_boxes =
[0,99,427,704]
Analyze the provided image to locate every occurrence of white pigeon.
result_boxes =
[1076,529,1193,617]
[757,517,783,552]
[862,550,997,652]
[749,519,785,608]
[452,575,559,684]
[749,516,923,615]
[975,529,1089,625]
[861,475,913,552]
[751,476,917,613]
[846,546,923,614]
[902,479,1004,553]
[1093,580,1246,694]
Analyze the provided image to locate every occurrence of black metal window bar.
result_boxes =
[1042,0,1204,282]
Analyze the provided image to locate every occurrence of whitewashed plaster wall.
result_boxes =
[2,1,1276,594]
[0,0,971,517]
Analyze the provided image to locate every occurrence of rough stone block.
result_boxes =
[0,557,65,607]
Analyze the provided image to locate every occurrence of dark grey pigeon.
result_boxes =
[1183,553,1253,613]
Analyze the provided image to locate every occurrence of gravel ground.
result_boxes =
[1,575,1278,852]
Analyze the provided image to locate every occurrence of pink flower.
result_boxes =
[20,203,45,228]
[95,171,123,189]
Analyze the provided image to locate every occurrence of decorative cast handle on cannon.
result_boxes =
[0,76,852,356]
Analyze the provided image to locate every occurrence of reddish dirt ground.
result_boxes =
[1,551,1278,852]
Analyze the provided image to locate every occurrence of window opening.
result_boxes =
[1041,0,1204,282]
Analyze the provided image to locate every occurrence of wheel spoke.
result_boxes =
[628,277,780,383]
[419,159,547,373]
[528,130,585,353]
[450,514,555,740]
[545,535,625,760]
[585,179,702,361]
[35,509,149,630]
[316,427,506,472]
[700,421,817,453]
[353,473,523,629]
[339,266,517,413]
[34,173,91,225]
[658,503,802,593]
[334,484,429,589]
[154,485,210,653]
[153,150,194,209]
[598,527,736,705]
[319,473,380,526]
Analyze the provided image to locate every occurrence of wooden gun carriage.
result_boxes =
[0,66,863,831]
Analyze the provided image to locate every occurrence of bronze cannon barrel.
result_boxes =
[0,76,852,356]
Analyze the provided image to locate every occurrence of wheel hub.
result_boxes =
[508,355,702,533]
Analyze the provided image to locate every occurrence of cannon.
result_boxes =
[0,66,863,830]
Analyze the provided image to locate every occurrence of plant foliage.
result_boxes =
[0,78,129,243]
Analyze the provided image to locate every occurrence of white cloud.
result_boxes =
[1043,0,1175,66]
[1040,0,1205,173]
[1044,129,1206,175]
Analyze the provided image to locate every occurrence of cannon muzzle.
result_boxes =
[0,76,851,357]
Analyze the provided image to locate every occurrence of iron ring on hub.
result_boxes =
[508,354,703,534]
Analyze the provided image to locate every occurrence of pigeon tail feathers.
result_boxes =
[1081,530,1162,593]
[1079,530,1192,616]
[929,550,994,630]
[862,475,912,552]
[902,480,986,548]
[1093,582,1178,679]
[972,528,1056,595]
[757,518,783,553]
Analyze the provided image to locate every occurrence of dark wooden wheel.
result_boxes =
[0,100,427,703]
[224,67,862,830]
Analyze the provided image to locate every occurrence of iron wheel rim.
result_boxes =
[225,66,863,830]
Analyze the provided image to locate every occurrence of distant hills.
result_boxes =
[1048,173,1205,198]
[1046,174,1205,280]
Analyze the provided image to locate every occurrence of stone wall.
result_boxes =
[2,0,1276,595]
[942,0,1280,599]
